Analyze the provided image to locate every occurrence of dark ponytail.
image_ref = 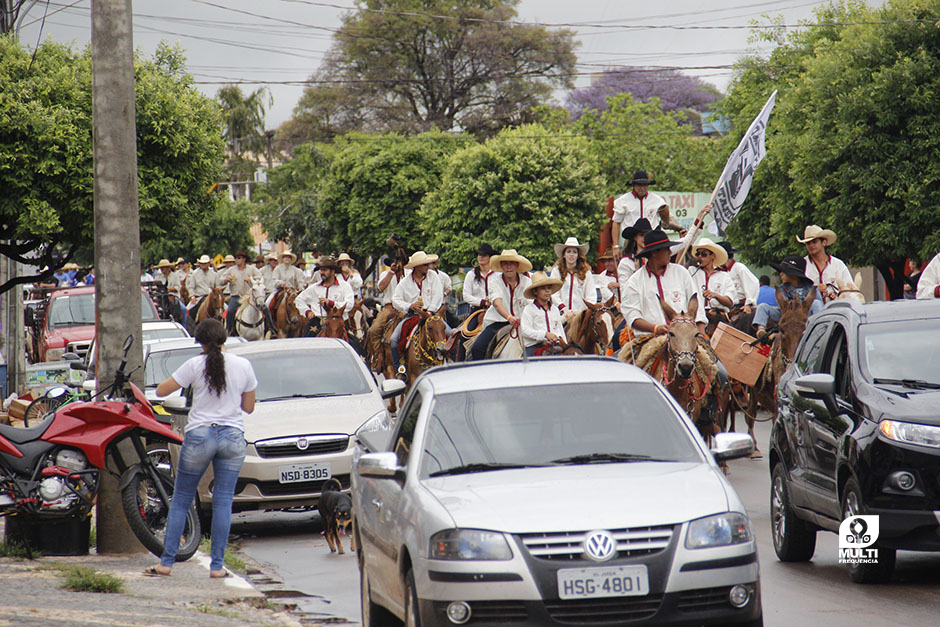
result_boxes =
[194,319,227,396]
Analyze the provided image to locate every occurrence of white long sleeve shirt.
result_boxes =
[217,265,262,299]
[725,260,760,306]
[916,253,940,299]
[803,254,853,302]
[295,279,355,319]
[482,272,532,326]
[392,270,443,315]
[339,271,363,298]
[688,267,737,312]
[185,268,217,298]
[379,269,402,306]
[550,267,597,313]
[462,269,492,308]
[272,263,307,291]
[622,264,707,334]
[522,301,567,348]
[594,269,619,303]
[612,190,667,246]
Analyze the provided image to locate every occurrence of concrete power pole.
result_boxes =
[92,0,146,554]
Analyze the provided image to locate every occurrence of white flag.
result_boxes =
[711,90,776,234]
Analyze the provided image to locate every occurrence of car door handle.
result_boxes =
[371,499,383,510]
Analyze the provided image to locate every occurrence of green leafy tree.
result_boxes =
[317,131,471,260]
[192,197,256,259]
[0,38,223,292]
[719,0,940,298]
[422,124,605,270]
[216,84,272,185]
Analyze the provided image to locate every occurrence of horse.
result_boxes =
[366,306,401,373]
[317,304,350,339]
[272,288,304,338]
[194,287,225,326]
[564,298,616,356]
[403,310,449,388]
[833,272,866,304]
[234,278,268,341]
[346,299,367,344]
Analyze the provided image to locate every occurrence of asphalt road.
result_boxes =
[236,415,940,626]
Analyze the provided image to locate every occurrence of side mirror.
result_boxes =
[46,386,69,400]
[794,373,835,399]
[710,432,755,462]
[380,379,407,399]
[69,361,88,371]
[357,452,405,481]
[122,335,134,353]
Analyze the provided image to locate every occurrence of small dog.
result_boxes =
[318,478,355,554]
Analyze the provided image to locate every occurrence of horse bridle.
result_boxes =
[416,315,447,367]
[664,317,698,373]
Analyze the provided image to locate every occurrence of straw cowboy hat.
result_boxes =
[489,249,533,274]
[336,252,355,264]
[524,272,563,300]
[195,255,212,265]
[264,252,278,261]
[317,256,341,271]
[405,250,439,269]
[222,254,236,264]
[598,250,615,261]
[691,237,729,267]
[796,224,837,246]
[154,258,176,269]
[279,250,297,263]
[553,236,589,259]
[62,262,80,271]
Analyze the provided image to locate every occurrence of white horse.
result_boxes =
[235,278,268,341]
[834,272,866,304]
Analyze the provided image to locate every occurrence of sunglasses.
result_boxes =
[695,250,713,257]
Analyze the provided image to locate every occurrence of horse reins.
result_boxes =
[416,315,447,367]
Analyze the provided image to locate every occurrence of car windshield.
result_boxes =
[244,348,371,401]
[142,326,188,342]
[47,292,158,328]
[419,382,702,478]
[145,346,202,388]
[859,320,940,386]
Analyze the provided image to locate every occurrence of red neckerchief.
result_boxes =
[536,300,552,332]
[564,267,579,309]
[632,189,648,218]
[646,265,666,300]
[502,274,518,315]
[811,254,831,284]
[721,259,735,271]
[701,268,717,309]
[320,278,336,300]
[413,274,424,305]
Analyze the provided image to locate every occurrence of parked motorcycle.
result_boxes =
[0,336,200,559]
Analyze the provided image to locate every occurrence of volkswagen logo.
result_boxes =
[583,530,617,562]
[296,438,309,451]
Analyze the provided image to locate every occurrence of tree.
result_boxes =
[141,196,255,264]
[718,0,940,298]
[276,75,365,150]
[0,38,223,292]
[422,124,604,270]
[285,0,577,137]
[216,84,272,189]
[566,67,722,121]
[317,130,471,260]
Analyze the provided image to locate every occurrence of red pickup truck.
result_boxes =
[28,286,160,362]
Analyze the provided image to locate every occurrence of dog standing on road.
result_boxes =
[318,479,355,554]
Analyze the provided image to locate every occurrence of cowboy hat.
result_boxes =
[635,229,675,258]
[717,241,740,255]
[253,254,265,264]
[489,249,533,274]
[524,272,564,300]
[222,254,236,264]
[691,237,729,267]
[195,255,212,264]
[770,254,812,283]
[279,250,297,263]
[62,262,80,271]
[336,252,355,264]
[475,243,497,257]
[598,250,615,261]
[621,217,653,240]
[233,251,249,260]
[154,258,176,269]
[796,224,837,246]
[405,250,438,269]
[553,236,589,258]
[264,252,278,261]
[629,169,656,186]
[318,256,341,271]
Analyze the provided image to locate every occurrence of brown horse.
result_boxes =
[273,288,304,338]
[365,306,400,374]
[194,287,225,325]
[404,311,449,388]
[317,304,349,340]
[346,299,366,343]
[564,298,616,355]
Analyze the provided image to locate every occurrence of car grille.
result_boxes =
[543,595,664,624]
[676,586,732,612]
[255,434,349,458]
[237,474,351,497]
[67,341,91,358]
[519,525,674,561]
[467,601,528,622]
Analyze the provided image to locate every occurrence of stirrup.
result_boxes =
[396,365,406,375]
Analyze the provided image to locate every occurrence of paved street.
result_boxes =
[236,414,940,626]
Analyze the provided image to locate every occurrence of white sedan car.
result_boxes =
[353,357,762,626]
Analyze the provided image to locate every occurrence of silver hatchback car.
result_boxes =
[353,357,762,626]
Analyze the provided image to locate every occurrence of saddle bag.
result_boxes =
[709,322,769,387]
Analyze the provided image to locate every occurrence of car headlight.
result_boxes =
[685,513,752,549]
[880,419,940,448]
[356,411,390,439]
[430,529,513,561]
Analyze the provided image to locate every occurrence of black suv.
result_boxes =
[769,298,940,583]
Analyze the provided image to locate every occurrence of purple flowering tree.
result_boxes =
[566,67,720,120]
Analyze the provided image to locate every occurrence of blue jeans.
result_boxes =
[161,425,246,571]
[470,322,508,360]
[225,296,241,335]
[753,299,823,328]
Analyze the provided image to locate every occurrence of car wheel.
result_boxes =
[770,463,816,562]
[359,544,397,626]
[842,478,896,584]
[404,569,421,627]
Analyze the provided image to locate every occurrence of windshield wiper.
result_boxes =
[549,453,674,465]
[258,392,350,402]
[872,378,940,390]
[429,462,548,477]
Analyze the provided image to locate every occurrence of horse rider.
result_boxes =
[390,251,445,375]
[185,255,217,315]
[550,237,596,319]
[295,256,354,336]
[622,228,707,339]
[218,251,262,336]
[462,243,496,318]
[688,238,737,331]
[717,241,760,314]
[336,253,363,298]
[469,249,533,361]
[617,218,651,285]
[272,250,306,292]
[798,225,852,303]
[154,258,187,324]
[378,256,405,310]
[916,251,940,298]
[610,170,685,261]
[594,250,619,304]
[753,254,824,338]
[521,272,566,356]
[260,252,278,295]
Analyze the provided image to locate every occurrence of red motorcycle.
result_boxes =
[0,336,200,559]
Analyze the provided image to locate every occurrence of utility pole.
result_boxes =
[92,0,146,554]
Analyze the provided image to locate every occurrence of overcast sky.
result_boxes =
[15,0,876,128]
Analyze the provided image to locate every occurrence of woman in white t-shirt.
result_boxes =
[146,319,257,578]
